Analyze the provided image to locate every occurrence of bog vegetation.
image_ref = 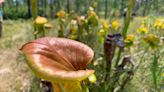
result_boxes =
[0,0,164,92]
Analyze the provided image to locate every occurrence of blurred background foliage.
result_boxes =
[1,0,164,19]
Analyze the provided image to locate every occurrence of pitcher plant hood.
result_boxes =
[20,37,94,83]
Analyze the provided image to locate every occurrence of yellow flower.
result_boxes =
[88,74,97,83]
[162,73,164,77]
[143,34,160,48]
[154,18,163,29]
[87,10,98,26]
[57,10,66,18]
[125,34,135,41]
[137,27,148,34]
[34,16,48,25]
[88,10,96,17]
[103,22,108,30]
[69,34,78,40]
[124,34,135,46]
[70,27,78,34]
[111,20,119,31]
[162,23,164,30]
[100,19,109,30]
[98,29,106,36]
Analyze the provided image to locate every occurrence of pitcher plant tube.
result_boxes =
[20,37,95,92]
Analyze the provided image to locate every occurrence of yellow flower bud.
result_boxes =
[125,34,135,41]
[70,27,78,34]
[124,34,135,46]
[111,20,119,31]
[162,23,164,30]
[88,74,97,83]
[137,27,148,34]
[143,34,160,48]
[100,19,109,30]
[69,34,77,40]
[98,29,106,36]
[57,10,66,18]
[162,73,164,77]
[154,18,164,29]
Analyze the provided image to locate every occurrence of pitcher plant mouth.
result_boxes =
[20,37,95,92]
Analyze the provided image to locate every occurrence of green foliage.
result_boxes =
[3,6,28,19]
[29,77,41,92]
[1,0,164,19]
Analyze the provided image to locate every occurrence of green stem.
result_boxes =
[114,49,121,67]
[122,0,135,37]
[59,23,64,37]
[77,25,83,41]
[103,56,107,82]
[115,0,136,67]
[38,26,45,38]
[152,50,159,91]
[34,25,37,39]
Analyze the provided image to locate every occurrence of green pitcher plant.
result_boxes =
[20,37,96,92]
[34,16,48,38]
[34,16,53,39]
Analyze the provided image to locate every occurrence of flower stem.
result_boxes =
[151,50,160,91]
[59,23,64,37]
[122,0,135,37]
[114,48,121,68]
[115,0,136,67]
